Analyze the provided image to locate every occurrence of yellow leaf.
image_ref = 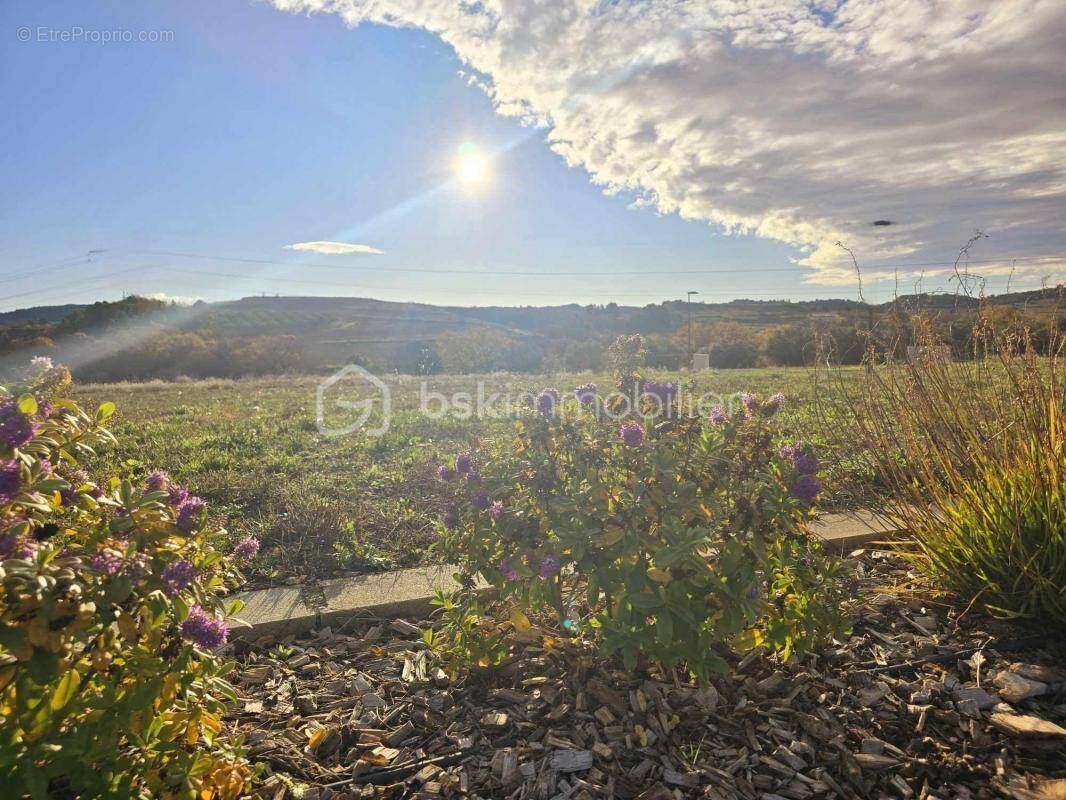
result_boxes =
[647,568,672,585]
[186,721,200,745]
[733,628,764,652]
[308,727,326,749]
[509,608,532,632]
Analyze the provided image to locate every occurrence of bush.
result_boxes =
[429,384,850,682]
[842,318,1066,623]
[704,322,759,369]
[0,358,254,798]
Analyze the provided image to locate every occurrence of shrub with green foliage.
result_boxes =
[430,382,850,682]
[0,358,253,799]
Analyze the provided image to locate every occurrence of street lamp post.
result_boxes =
[687,290,699,369]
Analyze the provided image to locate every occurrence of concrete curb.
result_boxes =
[233,512,905,638]
[812,509,906,552]
[232,564,467,640]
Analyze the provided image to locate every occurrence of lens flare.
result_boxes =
[455,142,488,186]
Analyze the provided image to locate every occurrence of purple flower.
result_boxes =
[0,401,39,449]
[498,557,519,581]
[455,452,473,475]
[162,559,198,593]
[37,459,53,478]
[180,605,228,650]
[167,484,189,506]
[60,468,92,504]
[763,392,785,414]
[708,406,727,424]
[489,501,503,520]
[0,532,33,559]
[779,442,819,475]
[35,397,53,420]
[465,470,481,484]
[437,464,457,482]
[146,469,170,492]
[0,532,18,558]
[442,506,458,529]
[620,421,645,448]
[536,388,561,415]
[573,383,598,406]
[0,460,22,505]
[790,475,823,505]
[90,549,124,576]
[125,553,152,580]
[175,496,207,533]
[740,392,756,409]
[470,491,491,511]
[538,554,561,579]
[642,380,677,407]
[232,536,260,560]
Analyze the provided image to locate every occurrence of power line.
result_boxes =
[160,265,863,298]
[0,253,95,285]
[116,247,1066,279]
[160,265,1063,300]
[0,265,160,306]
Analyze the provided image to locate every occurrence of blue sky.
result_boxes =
[2,0,1064,311]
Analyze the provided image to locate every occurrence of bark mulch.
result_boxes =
[226,549,1066,800]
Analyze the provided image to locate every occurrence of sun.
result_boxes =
[454,142,488,186]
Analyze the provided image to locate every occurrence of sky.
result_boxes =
[2,0,1065,311]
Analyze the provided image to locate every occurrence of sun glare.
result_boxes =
[455,142,488,186]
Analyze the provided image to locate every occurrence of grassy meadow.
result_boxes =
[73,366,868,583]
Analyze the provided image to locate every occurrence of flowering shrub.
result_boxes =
[0,359,254,798]
[433,384,850,682]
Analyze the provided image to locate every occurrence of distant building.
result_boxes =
[691,353,710,371]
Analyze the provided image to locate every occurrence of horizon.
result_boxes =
[7,281,1063,319]
[4,1,1066,311]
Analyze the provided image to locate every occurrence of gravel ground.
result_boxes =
[226,549,1066,800]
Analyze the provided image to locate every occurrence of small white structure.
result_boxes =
[691,353,710,371]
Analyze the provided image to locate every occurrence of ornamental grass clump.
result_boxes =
[430,372,850,682]
[844,314,1066,624]
[0,359,253,799]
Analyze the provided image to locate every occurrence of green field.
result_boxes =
[74,366,867,583]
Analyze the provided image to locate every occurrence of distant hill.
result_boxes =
[0,303,85,326]
[0,287,1061,380]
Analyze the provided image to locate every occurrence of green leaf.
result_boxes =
[26,649,60,685]
[627,592,663,610]
[51,668,82,711]
[656,611,674,645]
[96,401,116,422]
[20,764,49,800]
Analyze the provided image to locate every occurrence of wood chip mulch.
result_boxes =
[226,549,1066,800]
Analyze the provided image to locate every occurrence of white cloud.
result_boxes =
[142,292,199,305]
[269,0,1066,286]
[284,241,384,255]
